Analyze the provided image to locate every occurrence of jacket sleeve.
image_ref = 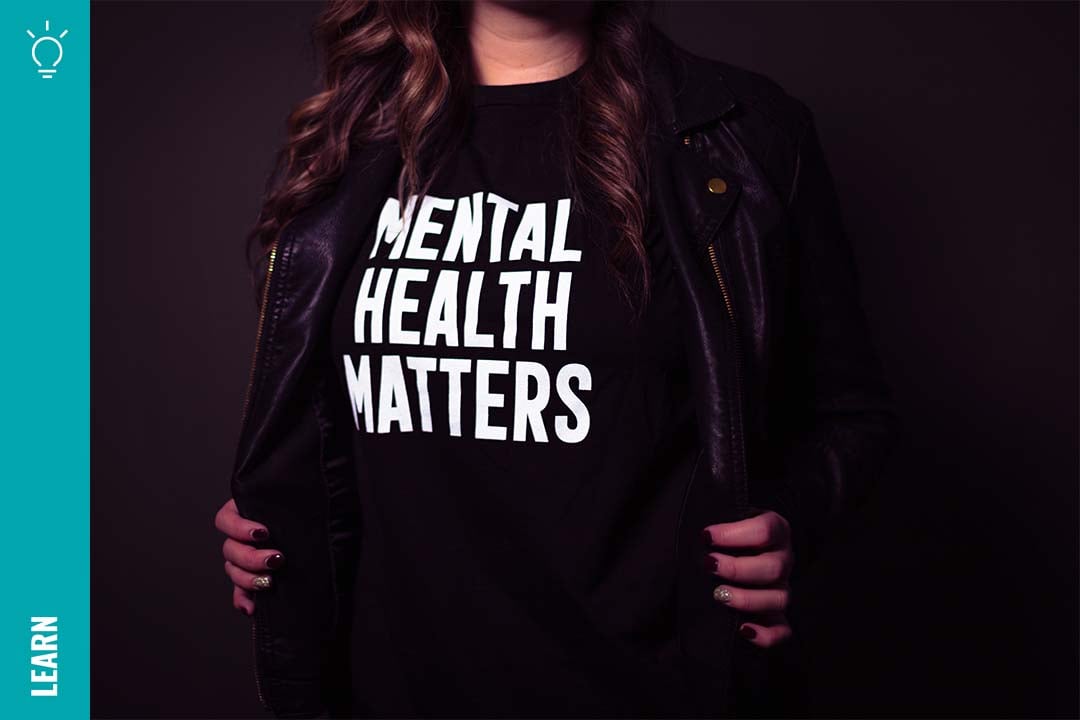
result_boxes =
[770,101,901,570]
[232,243,361,719]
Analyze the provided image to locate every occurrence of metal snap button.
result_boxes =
[707,177,728,194]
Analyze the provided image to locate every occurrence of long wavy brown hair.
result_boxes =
[247,0,657,306]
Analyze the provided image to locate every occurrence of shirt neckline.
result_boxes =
[471,63,584,107]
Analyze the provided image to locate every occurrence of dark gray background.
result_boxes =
[91,1,1079,717]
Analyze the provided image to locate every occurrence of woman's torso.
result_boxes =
[327,68,701,717]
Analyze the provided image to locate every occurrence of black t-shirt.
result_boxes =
[329,66,701,717]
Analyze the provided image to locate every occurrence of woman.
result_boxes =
[214,1,897,717]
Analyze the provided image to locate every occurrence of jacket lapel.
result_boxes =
[234,139,403,477]
[645,24,738,135]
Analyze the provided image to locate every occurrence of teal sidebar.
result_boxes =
[0,1,90,718]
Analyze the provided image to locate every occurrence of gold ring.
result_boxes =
[252,575,272,590]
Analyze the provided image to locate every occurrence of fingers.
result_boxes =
[712,583,789,614]
[225,560,273,593]
[217,498,273,618]
[223,537,284,573]
[738,612,792,648]
[233,585,255,616]
[703,510,790,551]
[705,549,792,586]
[214,497,270,543]
[702,512,795,649]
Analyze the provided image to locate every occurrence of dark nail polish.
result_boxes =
[264,553,284,570]
[739,625,757,640]
[703,554,718,573]
[237,606,249,616]
[702,529,712,546]
[250,528,269,541]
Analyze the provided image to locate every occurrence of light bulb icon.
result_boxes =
[26,20,68,79]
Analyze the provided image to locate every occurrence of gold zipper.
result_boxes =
[705,239,750,510]
[705,242,734,328]
[704,234,754,654]
[250,615,267,708]
[239,238,278,711]
[240,239,279,429]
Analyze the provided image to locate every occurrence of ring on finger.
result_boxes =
[252,575,272,590]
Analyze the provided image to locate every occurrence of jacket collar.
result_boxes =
[645,24,738,136]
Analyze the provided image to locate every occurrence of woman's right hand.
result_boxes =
[214,498,285,616]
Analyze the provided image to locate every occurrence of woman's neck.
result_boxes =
[467,1,592,86]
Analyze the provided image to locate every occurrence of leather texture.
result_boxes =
[231,24,898,719]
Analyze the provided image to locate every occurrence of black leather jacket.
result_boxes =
[230,25,898,719]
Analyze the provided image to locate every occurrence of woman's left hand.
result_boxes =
[703,509,794,648]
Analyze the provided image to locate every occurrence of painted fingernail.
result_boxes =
[236,606,248,616]
[713,586,733,603]
[264,553,284,570]
[703,554,718,573]
[739,625,757,640]
[250,528,269,541]
[252,575,272,590]
[702,529,712,546]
